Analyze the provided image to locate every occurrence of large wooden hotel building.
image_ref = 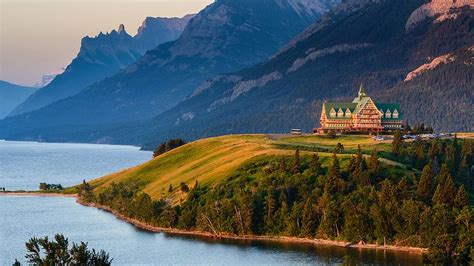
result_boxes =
[317,85,403,133]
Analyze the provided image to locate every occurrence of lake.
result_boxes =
[0,141,423,265]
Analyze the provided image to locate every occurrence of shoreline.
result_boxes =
[79,200,427,254]
[0,191,77,198]
[2,191,427,254]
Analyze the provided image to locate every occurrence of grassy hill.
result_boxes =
[87,134,407,202]
[77,133,473,264]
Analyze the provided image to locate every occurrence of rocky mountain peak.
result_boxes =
[117,24,126,34]
[406,0,474,30]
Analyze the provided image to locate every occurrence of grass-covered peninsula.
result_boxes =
[75,134,473,264]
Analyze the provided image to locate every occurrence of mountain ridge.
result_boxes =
[0,0,339,142]
[0,81,38,119]
[9,15,194,117]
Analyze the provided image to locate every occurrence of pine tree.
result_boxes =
[368,148,380,177]
[392,130,402,156]
[329,153,341,180]
[294,149,301,173]
[335,143,344,154]
[414,139,426,169]
[275,192,289,234]
[309,153,322,175]
[432,184,444,205]
[301,198,315,237]
[454,185,469,209]
[436,164,450,187]
[327,153,343,193]
[417,164,435,202]
[442,175,456,206]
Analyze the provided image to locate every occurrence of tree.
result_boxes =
[153,138,186,157]
[392,130,402,156]
[417,164,435,202]
[440,174,456,206]
[180,182,190,193]
[326,153,344,193]
[24,234,112,265]
[294,149,301,173]
[301,198,315,237]
[335,143,344,154]
[414,138,426,169]
[436,164,450,186]
[153,143,167,158]
[368,148,380,178]
[318,189,340,238]
[432,184,444,205]
[454,185,469,209]
[309,153,322,175]
[78,180,94,202]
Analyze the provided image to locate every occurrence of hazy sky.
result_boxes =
[0,0,212,86]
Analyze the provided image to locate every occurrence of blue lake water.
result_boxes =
[0,141,423,265]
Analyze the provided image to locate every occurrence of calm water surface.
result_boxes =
[0,140,151,190]
[0,141,423,265]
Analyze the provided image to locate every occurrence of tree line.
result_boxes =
[80,136,473,264]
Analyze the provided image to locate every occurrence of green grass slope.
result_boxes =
[88,134,406,202]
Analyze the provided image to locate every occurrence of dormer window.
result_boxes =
[345,108,351,117]
[379,109,384,118]
[385,109,392,119]
[337,108,344,118]
[330,108,336,118]
[393,109,399,119]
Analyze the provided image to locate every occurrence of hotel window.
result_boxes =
[330,108,336,117]
[385,109,392,119]
[345,108,351,117]
[337,108,344,118]
[393,109,399,119]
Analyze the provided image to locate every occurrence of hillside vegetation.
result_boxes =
[79,133,474,264]
[90,134,388,201]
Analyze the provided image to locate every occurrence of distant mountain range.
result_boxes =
[9,15,194,117]
[0,81,37,119]
[1,0,472,145]
[0,0,338,142]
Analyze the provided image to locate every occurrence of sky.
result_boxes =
[0,0,213,86]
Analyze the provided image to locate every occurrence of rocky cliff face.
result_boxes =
[406,0,474,29]
[9,15,193,117]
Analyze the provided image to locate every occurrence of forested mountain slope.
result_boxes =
[0,0,339,142]
[125,0,472,146]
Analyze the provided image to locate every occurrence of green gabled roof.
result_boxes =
[377,103,403,121]
[353,96,373,114]
[323,102,356,119]
[323,101,403,120]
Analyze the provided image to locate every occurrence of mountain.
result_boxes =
[8,15,193,117]
[0,0,339,142]
[0,81,37,119]
[123,0,472,146]
[34,70,63,88]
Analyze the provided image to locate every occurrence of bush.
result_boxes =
[153,139,186,158]
[20,234,112,265]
